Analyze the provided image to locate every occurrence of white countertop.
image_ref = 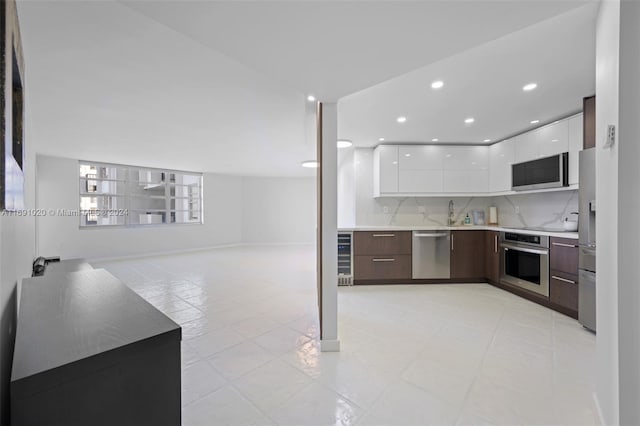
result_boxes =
[338,225,579,239]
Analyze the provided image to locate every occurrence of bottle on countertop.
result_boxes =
[464,213,472,225]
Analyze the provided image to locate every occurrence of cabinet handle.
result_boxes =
[451,234,454,251]
[552,275,577,284]
[372,258,395,262]
[372,234,395,237]
[552,242,578,248]
[494,235,498,253]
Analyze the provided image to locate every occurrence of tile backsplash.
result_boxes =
[357,196,491,226]
[492,190,579,230]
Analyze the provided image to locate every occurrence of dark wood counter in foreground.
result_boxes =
[11,268,181,426]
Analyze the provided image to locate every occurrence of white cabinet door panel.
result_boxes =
[399,170,443,193]
[399,145,443,170]
[514,134,537,163]
[489,139,515,192]
[442,146,489,170]
[443,170,489,193]
[374,145,398,195]
[568,114,583,185]
[537,120,569,158]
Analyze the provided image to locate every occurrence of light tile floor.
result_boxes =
[94,245,599,426]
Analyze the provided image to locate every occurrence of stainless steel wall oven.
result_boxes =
[500,232,550,297]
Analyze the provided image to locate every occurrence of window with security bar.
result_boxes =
[78,161,203,228]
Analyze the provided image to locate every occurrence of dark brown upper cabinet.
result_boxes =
[583,96,596,149]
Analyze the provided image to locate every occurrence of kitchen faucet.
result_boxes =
[448,200,455,226]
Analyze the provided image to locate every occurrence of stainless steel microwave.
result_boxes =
[512,152,569,191]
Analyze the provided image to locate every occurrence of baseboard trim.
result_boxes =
[320,339,341,352]
[88,242,315,263]
[88,243,245,263]
[240,242,315,247]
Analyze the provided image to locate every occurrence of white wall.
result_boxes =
[594,1,620,424]
[241,176,316,244]
[616,1,640,423]
[0,71,36,424]
[337,148,356,228]
[36,155,243,260]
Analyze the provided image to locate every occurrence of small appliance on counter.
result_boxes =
[563,212,579,232]
[471,210,486,225]
[488,206,498,225]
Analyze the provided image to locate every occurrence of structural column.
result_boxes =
[617,1,640,423]
[317,102,339,352]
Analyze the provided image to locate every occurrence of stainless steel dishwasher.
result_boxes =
[412,231,451,279]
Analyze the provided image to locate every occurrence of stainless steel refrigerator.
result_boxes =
[578,148,596,332]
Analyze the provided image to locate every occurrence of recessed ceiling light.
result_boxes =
[405,153,411,157]
[307,95,316,102]
[337,139,353,148]
[523,83,538,91]
[378,137,385,142]
[397,116,407,123]
[483,139,491,143]
[431,80,444,89]
[464,117,475,124]
[530,120,540,124]
[445,154,453,158]
[551,139,559,142]
[392,161,398,165]
[301,160,319,168]
[431,138,439,142]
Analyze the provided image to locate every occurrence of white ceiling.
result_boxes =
[17,1,598,177]
[18,1,316,177]
[122,0,592,102]
[338,2,598,146]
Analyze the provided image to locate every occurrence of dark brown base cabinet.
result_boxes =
[353,231,412,282]
[484,231,500,283]
[549,237,580,318]
[450,230,485,280]
[354,255,412,280]
[351,230,580,320]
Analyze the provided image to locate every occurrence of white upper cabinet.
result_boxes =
[443,170,489,193]
[568,114,583,185]
[398,170,443,193]
[373,145,398,196]
[489,138,515,193]
[441,146,489,170]
[399,145,443,170]
[513,133,537,163]
[441,146,489,193]
[537,120,569,158]
[372,114,580,197]
[398,146,443,193]
[515,119,569,163]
